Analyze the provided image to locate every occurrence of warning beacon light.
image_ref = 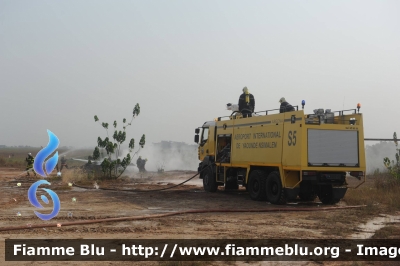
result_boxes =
[301,100,305,110]
[357,103,361,113]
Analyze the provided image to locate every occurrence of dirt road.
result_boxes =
[0,168,399,265]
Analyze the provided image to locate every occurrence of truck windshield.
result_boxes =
[201,127,209,144]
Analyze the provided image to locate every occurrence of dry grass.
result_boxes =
[373,173,400,190]
[371,224,400,239]
[0,147,91,169]
[0,157,25,169]
[60,168,110,187]
[61,168,92,184]
[344,173,400,215]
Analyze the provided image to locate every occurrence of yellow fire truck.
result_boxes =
[194,104,365,205]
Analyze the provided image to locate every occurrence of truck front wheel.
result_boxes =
[248,170,267,201]
[203,167,218,192]
[266,171,286,205]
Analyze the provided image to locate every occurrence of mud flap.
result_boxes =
[284,187,300,201]
[332,187,347,201]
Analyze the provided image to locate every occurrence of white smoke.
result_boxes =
[365,142,398,174]
[122,141,199,172]
[119,140,398,175]
[141,141,396,175]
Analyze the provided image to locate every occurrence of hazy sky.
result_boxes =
[1,0,399,148]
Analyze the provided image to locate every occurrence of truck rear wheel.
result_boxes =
[266,171,286,205]
[299,182,317,201]
[203,167,218,192]
[248,170,267,201]
[317,185,340,205]
[298,192,317,201]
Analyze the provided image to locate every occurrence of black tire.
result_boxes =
[317,185,340,205]
[266,171,286,205]
[203,167,218,192]
[298,192,317,201]
[298,182,316,201]
[248,170,267,201]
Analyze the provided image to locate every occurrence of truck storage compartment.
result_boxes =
[307,129,359,166]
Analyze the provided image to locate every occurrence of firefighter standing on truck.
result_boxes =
[279,97,295,113]
[25,153,37,177]
[238,86,255,118]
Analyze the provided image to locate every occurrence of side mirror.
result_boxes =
[195,128,200,134]
[194,135,199,143]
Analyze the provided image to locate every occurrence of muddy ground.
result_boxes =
[0,167,399,266]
